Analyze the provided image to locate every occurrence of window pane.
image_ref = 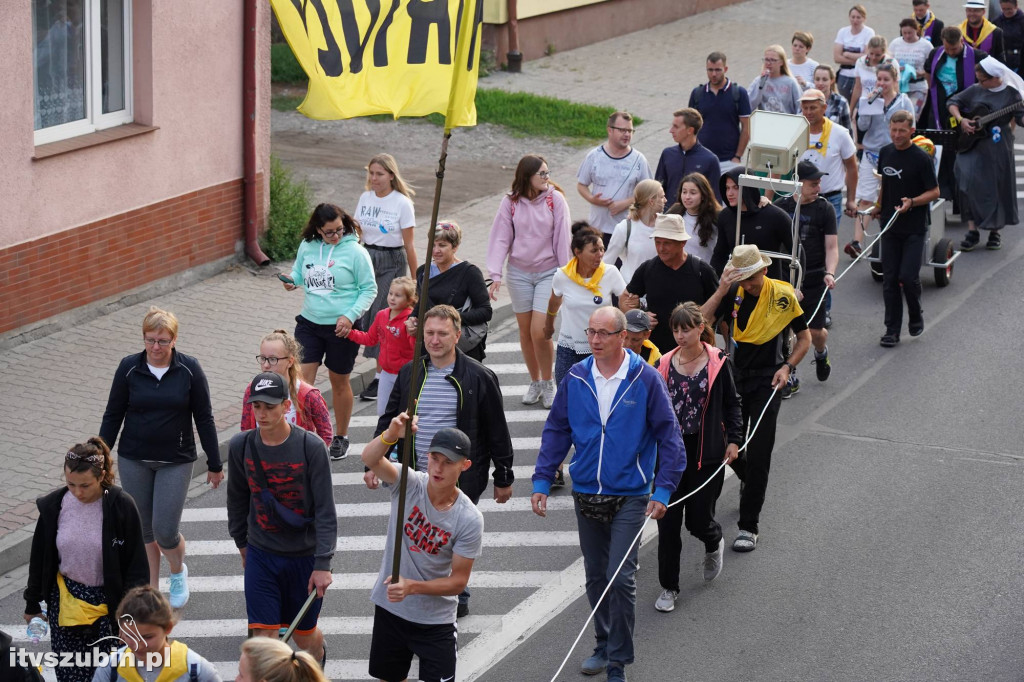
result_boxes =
[101,0,125,114]
[33,0,87,130]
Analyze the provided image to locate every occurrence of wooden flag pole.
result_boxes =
[390,129,453,583]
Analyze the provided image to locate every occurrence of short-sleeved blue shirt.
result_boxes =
[688,79,752,162]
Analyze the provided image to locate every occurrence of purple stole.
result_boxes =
[929,46,977,128]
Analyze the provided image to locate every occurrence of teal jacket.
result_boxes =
[291,234,376,324]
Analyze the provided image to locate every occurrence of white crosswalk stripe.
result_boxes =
[349,409,550,428]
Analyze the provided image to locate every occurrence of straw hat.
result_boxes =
[650,213,692,241]
[726,244,772,280]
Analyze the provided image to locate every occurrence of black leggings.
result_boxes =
[657,433,726,592]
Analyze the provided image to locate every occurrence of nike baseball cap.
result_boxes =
[429,428,471,461]
[246,372,288,405]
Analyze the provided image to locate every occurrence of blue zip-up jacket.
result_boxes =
[532,350,686,506]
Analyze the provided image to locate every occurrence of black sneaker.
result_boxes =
[879,334,900,348]
[814,349,831,382]
[781,374,800,399]
[329,436,350,460]
[909,317,925,337]
[960,230,980,251]
[457,601,469,618]
[359,378,379,401]
[986,231,1002,250]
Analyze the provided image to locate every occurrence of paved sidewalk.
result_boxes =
[0,0,955,572]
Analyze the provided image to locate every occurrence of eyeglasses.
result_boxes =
[763,58,781,64]
[144,338,173,347]
[66,451,103,463]
[535,171,551,178]
[256,355,283,366]
[609,126,635,134]
[584,327,624,338]
[321,228,343,237]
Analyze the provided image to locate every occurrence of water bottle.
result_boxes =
[26,615,48,643]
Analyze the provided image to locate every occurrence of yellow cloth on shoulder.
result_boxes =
[959,19,997,49]
[560,258,606,297]
[732,278,803,345]
[116,640,189,682]
[56,573,108,627]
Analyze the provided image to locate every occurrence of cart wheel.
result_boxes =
[933,237,954,287]
[869,242,883,282]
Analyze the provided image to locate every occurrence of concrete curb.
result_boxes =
[0,300,516,577]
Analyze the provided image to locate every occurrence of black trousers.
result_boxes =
[657,433,725,591]
[881,231,925,336]
[729,378,782,535]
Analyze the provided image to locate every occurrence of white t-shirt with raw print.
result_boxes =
[355,189,415,248]
[552,265,627,353]
[370,470,484,625]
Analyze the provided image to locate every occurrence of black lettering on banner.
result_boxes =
[337,0,378,73]
[454,0,485,70]
[374,0,401,67]
[306,0,344,76]
[406,0,451,65]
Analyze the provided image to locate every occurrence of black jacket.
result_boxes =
[376,349,514,503]
[24,486,148,616]
[100,350,222,471]
[712,167,794,281]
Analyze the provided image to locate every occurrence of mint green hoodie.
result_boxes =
[290,234,376,325]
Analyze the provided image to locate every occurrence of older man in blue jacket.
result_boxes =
[531,306,686,682]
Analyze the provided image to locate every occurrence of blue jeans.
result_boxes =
[575,494,650,666]
[555,345,591,385]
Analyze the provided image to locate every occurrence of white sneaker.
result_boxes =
[522,380,543,405]
[703,538,724,581]
[540,380,556,409]
[654,588,678,612]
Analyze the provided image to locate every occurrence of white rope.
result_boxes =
[547,386,779,681]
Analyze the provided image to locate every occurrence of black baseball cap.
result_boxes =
[625,309,652,333]
[246,372,288,405]
[429,428,471,461]
[797,160,829,180]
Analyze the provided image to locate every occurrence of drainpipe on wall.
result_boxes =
[506,0,522,72]
[244,0,270,265]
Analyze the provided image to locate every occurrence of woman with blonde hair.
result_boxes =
[240,329,333,446]
[602,178,664,283]
[354,153,417,403]
[236,638,328,682]
[749,44,802,114]
[100,306,222,608]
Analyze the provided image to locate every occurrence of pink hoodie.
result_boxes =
[486,187,572,281]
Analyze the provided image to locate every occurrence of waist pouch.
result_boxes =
[57,573,108,627]
[573,492,628,523]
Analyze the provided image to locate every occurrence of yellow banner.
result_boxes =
[270,0,484,128]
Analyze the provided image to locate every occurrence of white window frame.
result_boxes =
[33,0,134,146]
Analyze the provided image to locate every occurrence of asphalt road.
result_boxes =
[3,197,1022,682]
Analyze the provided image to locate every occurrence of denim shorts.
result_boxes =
[504,264,557,314]
[294,315,359,375]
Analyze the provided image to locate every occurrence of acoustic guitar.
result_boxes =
[919,99,1024,153]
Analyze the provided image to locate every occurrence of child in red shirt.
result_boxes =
[346,276,417,415]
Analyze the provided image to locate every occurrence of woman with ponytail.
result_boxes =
[652,303,742,613]
[23,438,148,682]
[241,329,333,446]
[237,638,328,682]
[283,203,376,461]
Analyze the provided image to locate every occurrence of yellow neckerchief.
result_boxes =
[732,278,803,345]
[918,12,935,33]
[56,573,108,627]
[116,640,189,682]
[960,19,997,48]
[810,118,834,162]
[641,339,662,366]
[560,257,606,297]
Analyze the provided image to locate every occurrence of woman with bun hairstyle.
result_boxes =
[487,154,572,409]
[241,329,333,446]
[603,179,663,284]
[653,303,742,613]
[23,438,148,682]
[283,203,376,461]
[100,307,221,607]
[236,638,328,682]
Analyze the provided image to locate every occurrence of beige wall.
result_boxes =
[0,0,272,248]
